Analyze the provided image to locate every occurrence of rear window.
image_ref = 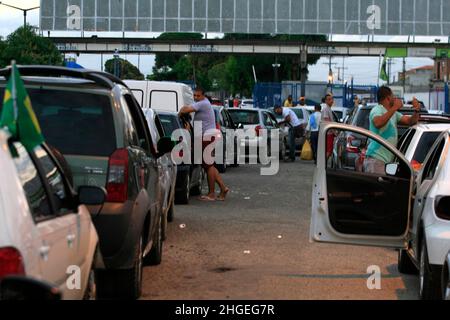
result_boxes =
[413,132,442,164]
[228,110,260,125]
[159,114,180,135]
[24,89,115,157]
[352,109,371,130]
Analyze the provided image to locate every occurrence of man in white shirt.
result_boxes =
[274,105,304,162]
[321,93,336,159]
[307,104,322,164]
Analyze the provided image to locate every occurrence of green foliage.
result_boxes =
[105,58,144,80]
[151,33,327,95]
[0,26,63,68]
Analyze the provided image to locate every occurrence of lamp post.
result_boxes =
[0,2,40,29]
[328,68,334,93]
[272,63,281,83]
[113,49,121,78]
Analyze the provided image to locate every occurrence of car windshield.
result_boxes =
[228,110,259,125]
[334,111,343,120]
[159,114,180,135]
[412,132,442,164]
[1,88,117,157]
[293,109,304,120]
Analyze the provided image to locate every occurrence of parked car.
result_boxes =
[212,105,239,173]
[144,109,177,241]
[157,111,204,205]
[443,251,450,300]
[0,128,104,300]
[0,276,62,300]
[239,99,254,109]
[228,108,287,161]
[0,66,175,299]
[398,122,450,172]
[125,80,194,113]
[331,107,352,122]
[273,107,309,155]
[310,121,450,300]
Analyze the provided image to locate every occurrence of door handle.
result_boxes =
[40,245,51,261]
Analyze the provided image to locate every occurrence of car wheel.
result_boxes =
[97,235,143,300]
[175,174,190,204]
[419,238,442,300]
[398,249,418,275]
[144,213,163,266]
[167,198,174,223]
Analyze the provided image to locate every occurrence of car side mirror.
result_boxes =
[385,163,399,177]
[78,186,107,206]
[0,276,61,300]
[157,136,176,156]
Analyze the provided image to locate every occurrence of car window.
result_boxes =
[412,132,442,164]
[155,114,166,138]
[268,113,279,128]
[150,90,178,111]
[34,146,73,214]
[29,88,116,157]
[293,109,304,120]
[263,112,273,127]
[228,110,260,125]
[352,109,371,130]
[123,94,152,152]
[422,139,445,181]
[221,110,230,127]
[12,142,52,222]
[159,114,180,135]
[399,129,416,153]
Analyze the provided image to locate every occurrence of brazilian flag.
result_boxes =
[0,62,44,154]
[380,56,389,82]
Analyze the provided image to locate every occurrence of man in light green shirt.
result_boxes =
[364,86,420,174]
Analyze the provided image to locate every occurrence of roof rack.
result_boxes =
[0,65,128,89]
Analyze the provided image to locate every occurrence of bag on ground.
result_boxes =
[301,139,313,161]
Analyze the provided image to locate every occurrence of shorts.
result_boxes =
[202,139,216,170]
[326,133,335,158]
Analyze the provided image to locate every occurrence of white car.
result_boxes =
[443,251,450,300]
[310,122,450,300]
[0,129,104,300]
[398,122,450,172]
[239,99,254,109]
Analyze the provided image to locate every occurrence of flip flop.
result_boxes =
[216,188,230,202]
[199,195,216,202]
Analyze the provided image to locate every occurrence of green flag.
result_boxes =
[0,62,44,153]
[380,56,389,82]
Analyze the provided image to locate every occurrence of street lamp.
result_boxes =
[328,68,334,92]
[0,2,40,29]
[272,63,281,83]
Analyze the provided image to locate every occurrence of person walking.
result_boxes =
[364,86,420,175]
[179,87,229,202]
[273,105,304,162]
[306,104,322,164]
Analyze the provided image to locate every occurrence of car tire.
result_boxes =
[398,249,418,275]
[96,236,143,300]
[144,213,163,266]
[419,238,442,300]
[175,174,190,205]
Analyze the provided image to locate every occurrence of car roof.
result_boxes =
[229,108,259,111]
[156,110,178,117]
[412,123,450,131]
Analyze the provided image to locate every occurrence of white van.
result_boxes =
[124,80,194,112]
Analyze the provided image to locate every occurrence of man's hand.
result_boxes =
[392,98,403,112]
[412,97,421,112]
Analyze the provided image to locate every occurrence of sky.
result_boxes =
[0,1,437,86]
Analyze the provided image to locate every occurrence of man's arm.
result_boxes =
[179,105,196,116]
[372,99,403,129]
[398,98,421,126]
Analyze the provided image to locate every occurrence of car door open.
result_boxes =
[310,123,414,248]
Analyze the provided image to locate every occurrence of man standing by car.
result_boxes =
[274,104,303,162]
[284,95,294,107]
[179,88,229,202]
[307,104,322,164]
[364,86,421,174]
[322,94,336,159]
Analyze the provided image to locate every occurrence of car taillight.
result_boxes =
[106,149,129,203]
[435,196,450,220]
[255,125,263,137]
[411,160,423,172]
[346,136,359,153]
[0,247,25,279]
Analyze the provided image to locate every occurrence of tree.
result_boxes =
[105,58,144,80]
[0,26,63,67]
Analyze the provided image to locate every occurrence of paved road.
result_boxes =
[142,161,419,300]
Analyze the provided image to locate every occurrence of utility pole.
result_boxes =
[0,2,40,29]
[402,57,406,94]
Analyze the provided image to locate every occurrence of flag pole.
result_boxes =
[377,54,382,87]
